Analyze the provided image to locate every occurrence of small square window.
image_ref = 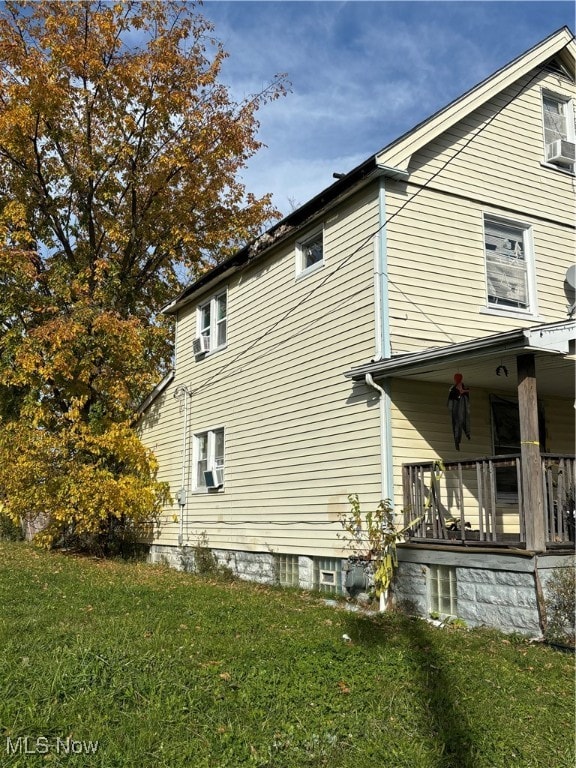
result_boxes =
[296,228,324,276]
[428,565,457,617]
[483,216,535,313]
[313,558,342,593]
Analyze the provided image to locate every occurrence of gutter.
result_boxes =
[347,319,575,382]
[365,172,396,504]
[162,162,409,316]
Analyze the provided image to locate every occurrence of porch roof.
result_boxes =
[345,319,576,399]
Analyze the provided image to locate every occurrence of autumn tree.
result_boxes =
[0,1,286,547]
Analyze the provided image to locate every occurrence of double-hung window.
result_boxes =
[196,291,227,354]
[194,428,224,491]
[296,227,324,277]
[483,216,535,313]
[542,92,575,171]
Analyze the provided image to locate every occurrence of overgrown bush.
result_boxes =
[0,510,24,541]
[56,516,153,560]
[544,565,575,648]
[180,532,235,581]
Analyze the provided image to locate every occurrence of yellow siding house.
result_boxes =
[139,28,576,635]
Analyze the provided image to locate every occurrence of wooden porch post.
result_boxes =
[517,354,545,551]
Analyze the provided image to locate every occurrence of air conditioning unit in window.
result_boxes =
[204,468,224,489]
[546,139,576,164]
[193,335,210,356]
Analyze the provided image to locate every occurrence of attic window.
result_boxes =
[542,92,575,170]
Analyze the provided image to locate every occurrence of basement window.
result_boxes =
[277,554,299,587]
[428,565,457,617]
[313,558,342,594]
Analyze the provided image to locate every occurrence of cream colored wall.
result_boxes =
[384,68,576,355]
[140,62,576,557]
[390,377,575,532]
[140,188,383,557]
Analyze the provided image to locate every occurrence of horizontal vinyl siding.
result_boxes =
[140,187,384,557]
[384,69,575,354]
[385,191,574,355]
[404,70,575,222]
[389,378,575,511]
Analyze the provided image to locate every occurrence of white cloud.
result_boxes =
[200,1,574,215]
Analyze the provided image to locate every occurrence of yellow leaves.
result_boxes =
[0,415,170,548]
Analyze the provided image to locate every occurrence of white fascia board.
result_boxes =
[346,320,575,381]
[377,28,575,172]
[134,370,175,418]
[524,319,576,353]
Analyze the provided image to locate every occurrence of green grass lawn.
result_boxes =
[0,542,573,768]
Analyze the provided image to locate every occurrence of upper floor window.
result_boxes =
[483,216,535,313]
[542,92,575,171]
[195,291,227,356]
[296,227,324,277]
[194,427,224,491]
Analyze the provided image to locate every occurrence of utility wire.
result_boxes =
[189,64,548,399]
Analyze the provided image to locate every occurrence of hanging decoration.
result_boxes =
[447,373,471,450]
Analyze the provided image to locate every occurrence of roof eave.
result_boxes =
[162,157,410,315]
[377,26,575,172]
[134,369,175,419]
[346,320,576,381]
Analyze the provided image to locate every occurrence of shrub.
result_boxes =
[0,509,23,541]
[544,565,575,648]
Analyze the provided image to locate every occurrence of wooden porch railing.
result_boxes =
[402,454,575,547]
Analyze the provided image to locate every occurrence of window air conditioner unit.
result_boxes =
[193,335,210,356]
[546,139,576,164]
[204,468,224,489]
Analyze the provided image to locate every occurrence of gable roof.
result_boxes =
[377,26,575,172]
[164,26,575,315]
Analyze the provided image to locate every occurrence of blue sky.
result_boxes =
[198,1,575,215]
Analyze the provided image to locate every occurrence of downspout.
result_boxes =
[367,174,394,612]
[367,174,394,503]
[174,385,192,547]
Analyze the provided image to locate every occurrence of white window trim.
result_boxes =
[482,213,538,318]
[295,225,325,279]
[541,89,576,171]
[192,426,225,493]
[196,290,227,355]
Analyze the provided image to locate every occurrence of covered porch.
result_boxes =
[402,453,574,547]
[348,319,576,553]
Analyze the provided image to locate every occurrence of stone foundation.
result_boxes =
[395,547,575,637]
[149,543,574,638]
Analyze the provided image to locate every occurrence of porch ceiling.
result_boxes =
[346,320,576,399]
[381,349,574,398]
